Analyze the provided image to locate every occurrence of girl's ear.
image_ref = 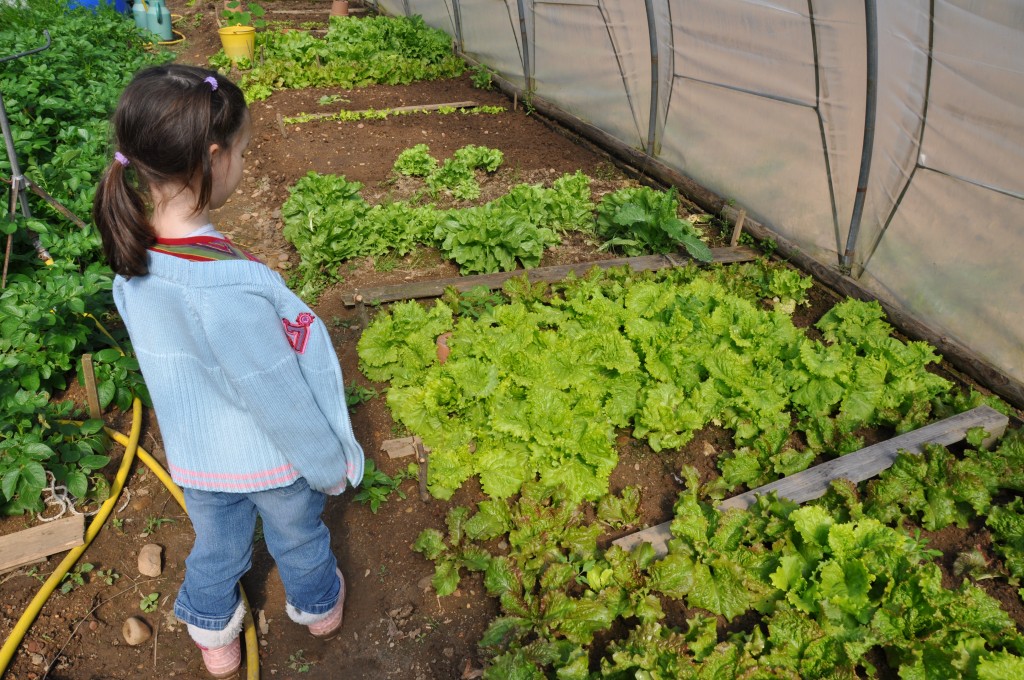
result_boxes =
[209,142,222,159]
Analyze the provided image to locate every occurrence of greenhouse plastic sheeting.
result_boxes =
[372,0,1024,391]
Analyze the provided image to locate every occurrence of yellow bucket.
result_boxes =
[218,26,256,62]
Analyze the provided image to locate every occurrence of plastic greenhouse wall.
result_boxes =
[370,0,1024,406]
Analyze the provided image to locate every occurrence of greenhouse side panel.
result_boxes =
[659,0,836,261]
[383,0,458,34]
[920,2,1024,200]
[861,172,1024,387]
[531,1,647,150]
[661,84,838,263]
[454,0,528,91]
[854,0,931,272]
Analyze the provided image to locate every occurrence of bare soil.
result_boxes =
[0,2,1020,679]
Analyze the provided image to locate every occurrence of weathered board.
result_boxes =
[613,405,1009,558]
[342,247,758,307]
[289,101,480,124]
[0,514,86,574]
[81,354,101,419]
[381,435,422,459]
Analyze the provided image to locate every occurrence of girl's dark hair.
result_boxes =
[92,65,248,277]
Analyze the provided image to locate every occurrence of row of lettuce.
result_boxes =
[412,437,1024,679]
[209,14,467,101]
[281,143,713,300]
[355,267,1024,678]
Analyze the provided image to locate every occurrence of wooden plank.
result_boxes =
[719,406,1007,510]
[343,246,758,306]
[0,515,86,574]
[289,101,479,124]
[729,209,747,248]
[415,439,430,502]
[270,6,370,13]
[613,406,1009,558]
[352,101,478,116]
[381,435,420,459]
[81,354,102,419]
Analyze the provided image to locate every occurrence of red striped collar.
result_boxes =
[151,235,260,262]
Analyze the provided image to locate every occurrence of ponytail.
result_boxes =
[92,156,154,277]
[92,64,248,278]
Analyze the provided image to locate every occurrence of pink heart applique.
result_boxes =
[282,312,315,354]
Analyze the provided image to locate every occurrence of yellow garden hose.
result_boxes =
[0,399,142,675]
[0,399,260,679]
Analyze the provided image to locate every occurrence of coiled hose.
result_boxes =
[0,398,261,679]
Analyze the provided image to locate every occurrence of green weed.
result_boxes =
[345,382,378,407]
[288,650,315,673]
[140,592,159,613]
[470,64,494,90]
[96,568,119,586]
[354,461,417,513]
[60,562,94,594]
[141,516,174,537]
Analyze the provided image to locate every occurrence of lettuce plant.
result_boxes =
[393,143,504,201]
[392,143,437,178]
[595,186,712,261]
[434,206,559,274]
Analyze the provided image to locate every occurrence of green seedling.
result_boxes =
[141,516,174,537]
[140,592,159,613]
[96,568,119,586]
[442,285,506,320]
[345,382,377,407]
[353,461,417,513]
[318,94,349,106]
[470,64,494,90]
[287,650,315,673]
[60,562,94,594]
[374,253,401,273]
[906,529,943,562]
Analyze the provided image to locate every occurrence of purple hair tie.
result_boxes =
[204,76,219,91]
[114,151,130,167]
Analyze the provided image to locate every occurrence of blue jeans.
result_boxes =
[174,478,341,631]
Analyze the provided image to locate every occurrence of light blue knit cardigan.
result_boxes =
[113,251,365,494]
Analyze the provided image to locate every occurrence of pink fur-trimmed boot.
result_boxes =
[187,602,245,678]
[287,568,347,640]
[195,637,241,679]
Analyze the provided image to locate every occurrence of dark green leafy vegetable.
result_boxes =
[595,186,711,261]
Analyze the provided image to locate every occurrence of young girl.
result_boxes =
[93,64,364,678]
